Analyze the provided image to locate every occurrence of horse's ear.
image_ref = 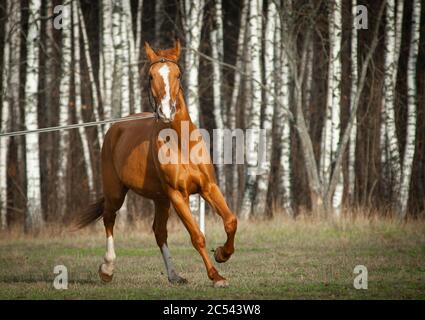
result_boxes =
[174,38,181,61]
[144,42,158,62]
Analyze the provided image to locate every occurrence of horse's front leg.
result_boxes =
[168,189,229,288]
[200,183,237,263]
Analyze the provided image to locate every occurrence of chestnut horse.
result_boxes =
[73,40,237,288]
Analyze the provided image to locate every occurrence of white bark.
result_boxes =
[210,0,226,194]
[348,0,358,202]
[228,0,248,209]
[182,0,205,126]
[135,0,143,62]
[383,0,403,196]
[0,0,17,229]
[100,0,114,130]
[182,0,205,216]
[123,0,142,114]
[253,0,277,216]
[57,2,72,217]
[304,40,314,130]
[119,4,131,117]
[78,3,104,147]
[398,0,420,218]
[321,0,343,215]
[276,2,293,215]
[111,1,123,118]
[73,1,94,195]
[240,0,263,219]
[24,0,43,230]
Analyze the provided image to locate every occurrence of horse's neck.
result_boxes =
[171,91,195,134]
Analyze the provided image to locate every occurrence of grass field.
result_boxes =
[0,216,424,299]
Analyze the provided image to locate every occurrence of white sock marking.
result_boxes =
[161,244,178,279]
[102,236,116,275]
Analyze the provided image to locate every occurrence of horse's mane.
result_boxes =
[155,48,179,62]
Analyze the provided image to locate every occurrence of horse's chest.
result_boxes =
[160,163,201,194]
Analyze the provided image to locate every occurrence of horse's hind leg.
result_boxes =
[153,199,187,284]
[98,182,128,282]
[201,183,237,263]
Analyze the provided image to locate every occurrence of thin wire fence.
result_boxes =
[0,114,156,138]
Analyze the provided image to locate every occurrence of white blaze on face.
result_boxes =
[158,64,173,119]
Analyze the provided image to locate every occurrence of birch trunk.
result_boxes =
[321,0,343,215]
[182,0,205,215]
[253,0,277,216]
[0,0,16,229]
[123,0,142,114]
[398,0,421,218]
[100,0,114,130]
[210,0,226,194]
[73,1,94,196]
[331,0,343,215]
[383,0,402,197]
[228,0,248,209]
[348,0,358,202]
[24,0,43,230]
[120,5,131,117]
[135,0,143,66]
[57,2,72,218]
[182,0,204,126]
[111,1,123,118]
[275,2,293,216]
[78,2,104,147]
[240,0,263,219]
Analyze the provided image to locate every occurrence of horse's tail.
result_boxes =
[71,197,105,230]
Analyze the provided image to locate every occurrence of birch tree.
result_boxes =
[181,0,205,126]
[320,0,343,216]
[240,0,263,219]
[398,0,421,218]
[181,0,205,215]
[210,0,226,194]
[73,0,94,196]
[382,0,404,198]
[100,0,114,130]
[228,0,248,209]
[24,0,43,230]
[0,0,19,229]
[123,0,142,114]
[275,0,293,215]
[253,0,278,216]
[78,2,104,147]
[348,0,359,202]
[57,2,72,217]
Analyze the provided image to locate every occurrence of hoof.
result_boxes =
[214,246,231,263]
[213,279,229,288]
[98,264,113,283]
[169,275,188,285]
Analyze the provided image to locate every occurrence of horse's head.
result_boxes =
[145,40,182,123]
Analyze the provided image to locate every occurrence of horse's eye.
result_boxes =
[149,75,153,80]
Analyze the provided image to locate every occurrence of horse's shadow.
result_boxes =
[0,275,99,285]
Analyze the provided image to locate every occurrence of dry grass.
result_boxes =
[0,215,424,299]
